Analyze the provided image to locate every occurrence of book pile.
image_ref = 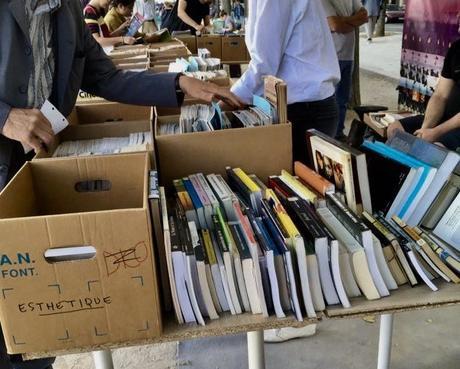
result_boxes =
[53,132,152,157]
[184,70,227,81]
[198,48,212,59]
[169,56,222,73]
[158,100,275,136]
[158,130,460,325]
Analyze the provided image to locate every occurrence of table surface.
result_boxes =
[23,281,460,360]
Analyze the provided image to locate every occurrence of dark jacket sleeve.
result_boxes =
[0,101,11,133]
[80,26,181,108]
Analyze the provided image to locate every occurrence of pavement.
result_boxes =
[53,30,460,369]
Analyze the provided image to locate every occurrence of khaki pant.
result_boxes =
[142,20,157,34]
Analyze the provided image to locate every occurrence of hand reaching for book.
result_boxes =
[178,76,245,108]
[1,108,55,153]
[414,127,441,143]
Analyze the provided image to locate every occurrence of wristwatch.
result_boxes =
[175,73,185,104]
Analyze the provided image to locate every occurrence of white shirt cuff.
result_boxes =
[230,80,254,105]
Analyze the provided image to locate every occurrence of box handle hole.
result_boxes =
[75,180,111,193]
[44,246,96,263]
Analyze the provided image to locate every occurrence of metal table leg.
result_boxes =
[247,330,265,369]
[92,350,114,369]
[377,314,394,369]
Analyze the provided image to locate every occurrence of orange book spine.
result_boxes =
[294,161,334,196]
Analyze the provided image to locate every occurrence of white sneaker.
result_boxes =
[264,324,317,343]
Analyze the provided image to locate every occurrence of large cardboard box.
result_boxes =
[0,153,161,354]
[68,103,151,125]
[221,36,248,63]
[34,120,154,163]
[196,35,222,59]
[176,35,197,54]
[154,114,292,187]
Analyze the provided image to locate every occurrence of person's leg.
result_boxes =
[335,60,354,139]
[438,128,460,151]
[399,114,424,134]
[287,95,339,165]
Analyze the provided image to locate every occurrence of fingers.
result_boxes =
[34,126,55,148]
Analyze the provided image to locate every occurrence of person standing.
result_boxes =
[231,0,340,166]
[231,0,244,30]
[0,2,242,366]
[363,0,382,43]
[135,0,158,34]
[322,0,368,140]
[162,0,212,35]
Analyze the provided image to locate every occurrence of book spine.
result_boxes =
[212,215,229,253]
[229,223,252,260]
[188,221,205,262]
[190,174,210,206]
[326,193,364,244]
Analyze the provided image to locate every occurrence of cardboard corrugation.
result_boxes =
[154,114,293,188]
[0,153,161,354]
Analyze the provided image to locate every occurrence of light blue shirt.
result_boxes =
[231,0,340,105]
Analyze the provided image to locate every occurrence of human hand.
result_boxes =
[196,24,206,34]
[179,76,245,108]
[1,108,55,153]
[122,36,137,45]
[386,120,405,139]
[414,127,441,142]
[120,19,131,31]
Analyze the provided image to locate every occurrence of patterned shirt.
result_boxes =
[25,0,59,108]
[84,4,110,37]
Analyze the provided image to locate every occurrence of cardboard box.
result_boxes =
[196,35,222,59]
[68,103,151,125]
[0,153,161,354]
[176,35,197,54]
[221,36,248,63]
[154,114,293,187]
[33,120,154,164]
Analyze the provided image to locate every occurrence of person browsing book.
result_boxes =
[104,0,162,43]
[0,2,243,365]
[231,0,340,165]
[219,10,235,32]
[322,0,368,140]
[387,39,460,150]
[162,0,212,35]
[84,0,136,46]
[134,0,158,34]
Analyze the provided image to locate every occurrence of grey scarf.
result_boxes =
[25,0,61,108]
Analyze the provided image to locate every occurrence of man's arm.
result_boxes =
[231,0,290,103]
[421,76,455,129]
[203,15,211,27]
[326,8,368,34]
[80,26,243,107]
[177,0,204,32]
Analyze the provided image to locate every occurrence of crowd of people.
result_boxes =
[1,0,460,368]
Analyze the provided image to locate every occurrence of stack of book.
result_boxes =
[157,129,460,325]
[158,99,276,136]
[53,132,152,157]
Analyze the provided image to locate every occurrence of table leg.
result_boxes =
[92,350,114,369]
[377,313,394,369]
[247,330,265,369]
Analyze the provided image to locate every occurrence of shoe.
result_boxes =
[264,324,317,343]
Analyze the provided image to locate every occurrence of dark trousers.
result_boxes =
[287,94,339,165]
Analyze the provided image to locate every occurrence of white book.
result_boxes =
[372,235,398,290]
[407,251,438,291]
[337,242,362,298]
[283,249,304,321]
[408,151,460,226]
[314,237,341,306]
[317,207,380,300]
[184,251,205,325]
[209,173,238,221]
[306,254,325,311]
[433,191,460,252]
[292,235,317,318]
[211,231,235,314]
[190,174,214,229]
[385,168,420,220]
[330,239,351,308]
[188,222,219,320]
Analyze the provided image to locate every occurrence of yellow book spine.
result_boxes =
[233,168,260,193]
[202,229,217,265]
[280,170,317,203]
[265,189,301,238]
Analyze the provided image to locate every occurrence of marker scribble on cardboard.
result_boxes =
[103,241,148,276]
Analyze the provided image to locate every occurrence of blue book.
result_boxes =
[183,177,207,229]
[362,141,436,220]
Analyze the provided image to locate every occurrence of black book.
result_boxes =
[360,145,411,215]
[228,223,252,260]
[212,215,230,254]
